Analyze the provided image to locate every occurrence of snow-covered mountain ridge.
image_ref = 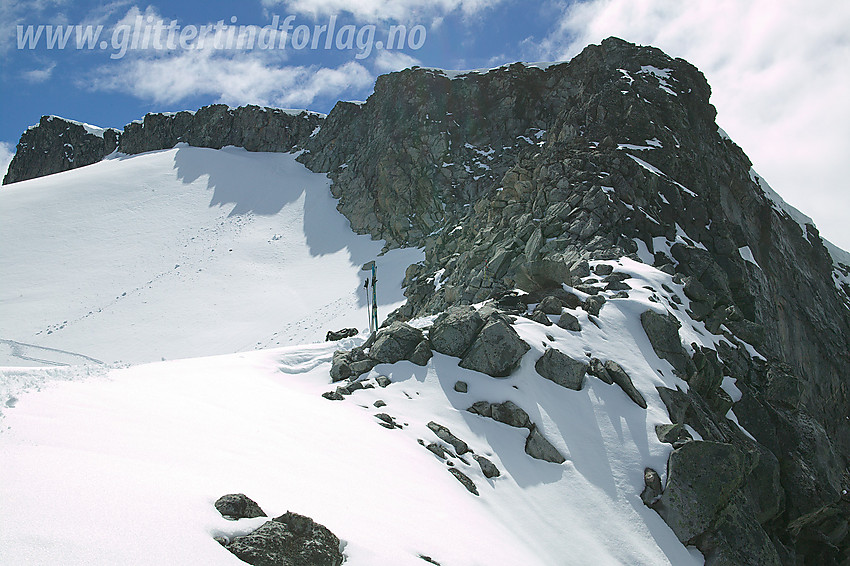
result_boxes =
[2,36,849,565]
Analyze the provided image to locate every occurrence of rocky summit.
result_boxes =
[4,36,849,565]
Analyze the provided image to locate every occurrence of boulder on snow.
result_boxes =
[556,311,581,331]
[329,348,376,382]
[225,511,344,566]
[473,455,501,478]
[535,295,563,315]
[534,348,587,391]
[582,294,606,316]
[587,357,613,384]
[325,328,358,341]
[468,400,531,429]
[427,421,469,455]
[448,468,479,496]
[369,321,425,364]
[524,426,566,463]
[429,305,485,357]
[408,339,433,366]
[459,318,530,377]
[528,309,553,326]
[640,310,689,376]
[641,468,663,506]
[214,494,267,520]
[604,360,647,409]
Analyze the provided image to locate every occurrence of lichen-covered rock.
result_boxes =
[225,511,343,566]
[408,339,433,366]
[369,321,425,364]
[656,441,746,543]
[428,305,485,357]
[459,319,530,377]
[534,348,587,390]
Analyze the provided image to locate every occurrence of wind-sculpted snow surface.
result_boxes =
[0,146,421,366]
[0,263,712,564]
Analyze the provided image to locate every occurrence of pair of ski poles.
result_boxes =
[362,261,378,334]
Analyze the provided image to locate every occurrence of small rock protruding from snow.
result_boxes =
[214,494,267,520]
[556,311,581,332]
[524,426,566,464]
[473,455,501,478]
[604,360,647,409]
[427,421,470,456]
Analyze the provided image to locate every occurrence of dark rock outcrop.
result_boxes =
[4,105,321,185]
[3,116,119,184]
[119,104,321,155]
[640,310,689,376]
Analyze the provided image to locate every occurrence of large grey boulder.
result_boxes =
[214,494,267,520]
[534,348,587,390]
[459,318,530,377]
[640,310,689,375]
[429,305,485,357]
[225,511,343,566]
[369,322,425,364]
[655,441,747,543]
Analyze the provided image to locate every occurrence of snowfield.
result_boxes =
[0,145,719,565]
[0,146,421,366]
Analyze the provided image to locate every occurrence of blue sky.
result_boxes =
[2,0,849,250]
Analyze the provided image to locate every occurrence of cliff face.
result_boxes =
[3,116,119,184]
[3,36,849,565]
[302,37,850,563]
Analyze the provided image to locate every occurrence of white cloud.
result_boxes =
[88,48,373,109]
[84,6,375,110]
[22,61,56,82]
[0,141,15,180]
[261,0,504,22]
[372,50,421,73]
[536,0,850,250]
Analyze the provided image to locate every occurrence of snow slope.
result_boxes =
[0,146,421,366]
[0,256,723,565]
